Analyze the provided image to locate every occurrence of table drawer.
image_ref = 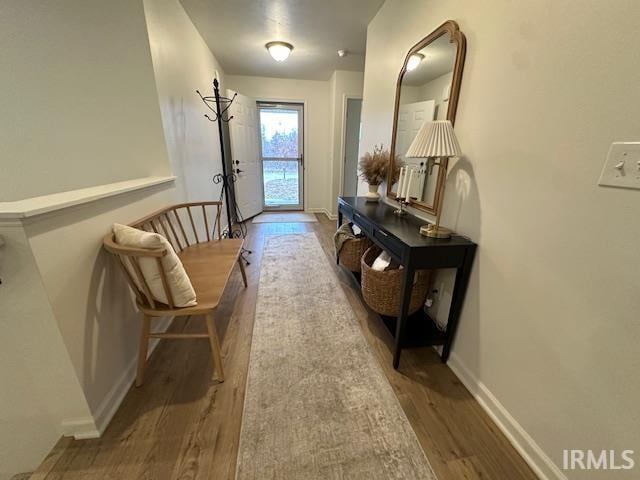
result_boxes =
[338,202,353,220]
[373,227,403,259]
[352,211,373,235]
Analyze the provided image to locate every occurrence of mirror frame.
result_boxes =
[386,20,466,215]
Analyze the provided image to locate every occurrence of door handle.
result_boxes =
[235,168,244,174]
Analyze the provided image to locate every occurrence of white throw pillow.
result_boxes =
[113,223,197,307]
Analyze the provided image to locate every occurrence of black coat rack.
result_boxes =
[197,78,251,261]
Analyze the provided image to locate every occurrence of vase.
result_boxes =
[365,184,380,202]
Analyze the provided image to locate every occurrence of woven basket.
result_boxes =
[361,245,430,317]
[338,235,372,272]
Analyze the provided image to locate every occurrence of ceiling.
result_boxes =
[180,0,385,80]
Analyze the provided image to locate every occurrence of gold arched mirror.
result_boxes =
[387,21,466,215]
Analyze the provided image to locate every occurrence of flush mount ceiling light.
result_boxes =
[337,49,347,57]
[406,53,425,72]
[266,41,293,62]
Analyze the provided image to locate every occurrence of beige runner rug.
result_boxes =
[236,233,436,480]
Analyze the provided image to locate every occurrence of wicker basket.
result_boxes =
[338,235,372,272]
[361,245,430,317]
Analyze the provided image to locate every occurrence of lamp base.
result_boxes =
[420,224,452,239]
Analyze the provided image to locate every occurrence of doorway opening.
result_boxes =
[342,98,362,197]
[258,102,304,210]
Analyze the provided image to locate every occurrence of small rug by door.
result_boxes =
[252,212,318,223]
[236,233,436,480]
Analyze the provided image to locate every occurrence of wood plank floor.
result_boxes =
[32,215,537,480]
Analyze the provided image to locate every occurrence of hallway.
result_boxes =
[32,216,534,480]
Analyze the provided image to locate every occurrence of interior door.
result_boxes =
[228,90,263,220]
[396,100,435,197]
[258,102,304,210]
[342,98,362,197]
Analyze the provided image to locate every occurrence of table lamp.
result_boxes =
[405,120,461,238]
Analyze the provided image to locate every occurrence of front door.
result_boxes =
[228,90,263,219]
[258,102,304,210]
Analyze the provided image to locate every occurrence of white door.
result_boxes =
[342,98,362,197]
[228,90,263,219]
[396,100,435,197]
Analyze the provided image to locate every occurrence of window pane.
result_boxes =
[259,109,299,158]
[263,160,299,206]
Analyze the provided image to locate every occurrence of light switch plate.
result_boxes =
[598,142,640,190]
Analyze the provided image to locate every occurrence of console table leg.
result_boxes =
[442,245,476,362]
[336,210,343,264]
[393,263,415,369]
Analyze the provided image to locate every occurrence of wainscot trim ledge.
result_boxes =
[0,176,176,220]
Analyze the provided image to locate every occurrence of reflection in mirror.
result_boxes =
[390,34,458,207]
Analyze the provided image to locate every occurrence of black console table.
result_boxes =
[337,196,477,369]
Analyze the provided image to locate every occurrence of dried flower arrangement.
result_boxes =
[389,155,403,186]
[359,144,402,186]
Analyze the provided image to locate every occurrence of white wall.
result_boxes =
[144,0,226,203]
[0,1,191,477]
[0,222,94,479]
[23,185,176,416]
[360,1,640,479]
[226,75,332,214]
[420,71,453,121]
[0,1,172,202]
[20,0,231,421]
[329,71,365,215]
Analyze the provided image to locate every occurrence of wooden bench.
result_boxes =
[103,201,246,386]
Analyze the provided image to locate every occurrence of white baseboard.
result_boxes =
[306,208,337,221]
[448,352,567,480]
[306,207,324,215]
[61,316,174,439]
[60,417,99,440]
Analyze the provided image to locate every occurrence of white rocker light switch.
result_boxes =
[598,142,640,189]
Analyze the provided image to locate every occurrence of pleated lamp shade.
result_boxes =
[405,120,461,158]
